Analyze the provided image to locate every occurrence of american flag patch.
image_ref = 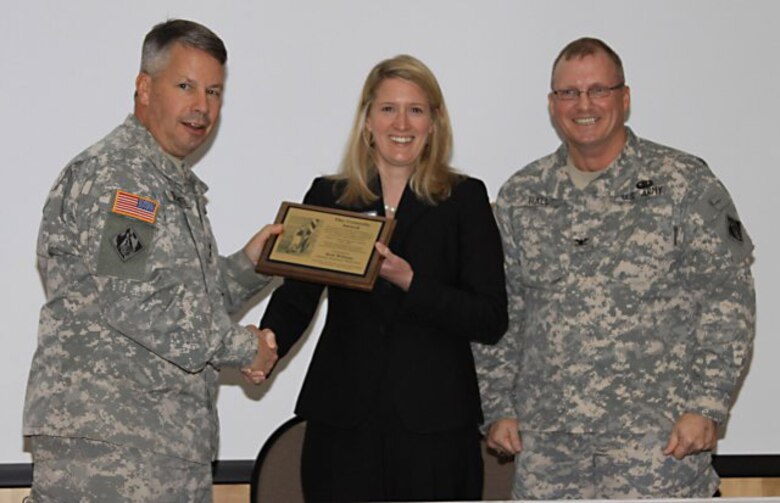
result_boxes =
[111,190,159,224]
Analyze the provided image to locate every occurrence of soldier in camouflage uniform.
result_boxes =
[473,37,755,499]
[23,19,280,502]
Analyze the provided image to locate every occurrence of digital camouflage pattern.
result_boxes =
[24,115,271,464]
[511,431,717,499]
[29,436,212,503]
[474,127,755,438]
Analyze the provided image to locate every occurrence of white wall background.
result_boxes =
[1,0,777,463]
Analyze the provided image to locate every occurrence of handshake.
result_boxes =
[241,325,279,384]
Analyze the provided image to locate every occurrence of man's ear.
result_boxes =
[135,73,151,106]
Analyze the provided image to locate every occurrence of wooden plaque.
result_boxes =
[255,202,395,291]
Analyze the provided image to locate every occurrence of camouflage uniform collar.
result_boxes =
[163,151,209,196]
[555,127,641,196]
[606,127,651,195]
[186,168,209,197]
[124,114,209,196]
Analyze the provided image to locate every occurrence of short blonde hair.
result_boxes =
[334,54,461,206]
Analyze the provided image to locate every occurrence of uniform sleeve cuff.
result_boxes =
[213,325,257,369]
[226,249,272,290]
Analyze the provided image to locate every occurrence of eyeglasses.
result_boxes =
[552,83,625,101]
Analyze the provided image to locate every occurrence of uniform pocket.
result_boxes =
[511,200,567,289]
[605,192,677,288]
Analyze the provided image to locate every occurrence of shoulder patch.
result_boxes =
[96,213,155,280]
[111,190,159,224]
[692,185,754,263]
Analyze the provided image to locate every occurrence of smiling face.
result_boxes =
[549,50,630,169]
[135,42,225,158]
[365,77,434,176]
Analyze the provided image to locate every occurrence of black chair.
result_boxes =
[250,417,514,502]
[250,417,306,503]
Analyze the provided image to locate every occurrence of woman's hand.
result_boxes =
[374,242,414,291]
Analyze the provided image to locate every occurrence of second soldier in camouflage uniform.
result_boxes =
[23,20,280,503]
[473,37,755,499]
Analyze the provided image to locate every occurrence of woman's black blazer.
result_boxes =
[261,175,508,433]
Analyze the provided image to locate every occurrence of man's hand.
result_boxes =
[486,417,523,457]
[241,326,278,384]
[243,224,284,265]
[374,242,413,291]
[663,413,717,460]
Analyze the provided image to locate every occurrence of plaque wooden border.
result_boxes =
[255,202,395,291]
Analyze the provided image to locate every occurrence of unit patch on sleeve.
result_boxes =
[112,190,159,224]
[97,201,157,279]
[692,184,754,264]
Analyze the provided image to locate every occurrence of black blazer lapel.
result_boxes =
[360,175,432,254]
[388,183,432,253]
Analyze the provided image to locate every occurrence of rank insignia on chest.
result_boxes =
[111,190,159,224]
[114,227,144,261]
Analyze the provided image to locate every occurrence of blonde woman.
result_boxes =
[260,55,508,502]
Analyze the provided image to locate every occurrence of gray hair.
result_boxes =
[140,19,227,75]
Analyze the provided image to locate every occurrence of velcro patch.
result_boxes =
[112,190,158,224]
[97,213,155,280]
[692,184,754,263]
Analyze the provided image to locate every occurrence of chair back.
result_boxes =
[481,436,515,501]
[251,418,514,501]
[250,417,306,503]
